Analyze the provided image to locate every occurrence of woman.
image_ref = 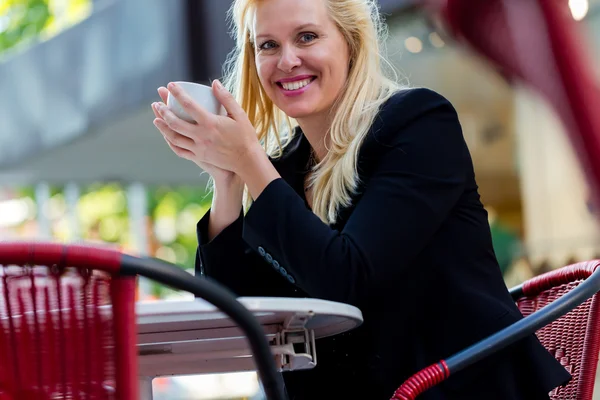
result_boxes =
[151,0,570,398]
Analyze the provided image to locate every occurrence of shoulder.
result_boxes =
[379,87,456,124]
[369,87,461,148]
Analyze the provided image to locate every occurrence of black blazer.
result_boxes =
[196,88,571,399]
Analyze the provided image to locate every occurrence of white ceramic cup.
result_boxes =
[166,81,226,123]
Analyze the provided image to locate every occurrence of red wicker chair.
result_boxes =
[510,262,600,399]
[0,242,287,400]
[392,261,600,400]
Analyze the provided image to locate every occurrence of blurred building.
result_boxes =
[0,0,410,187]
[2,0,600,271]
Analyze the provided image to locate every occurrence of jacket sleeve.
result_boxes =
[196,209,305,297]
[241,89,468,308]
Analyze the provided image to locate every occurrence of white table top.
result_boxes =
[136,297,363,377]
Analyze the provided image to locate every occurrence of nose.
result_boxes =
[277,45,301,73]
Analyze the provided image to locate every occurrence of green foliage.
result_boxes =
[0,0,92,59]
[0,0,51,54]
[15,183,213,299]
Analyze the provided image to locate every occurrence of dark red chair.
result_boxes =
[392,261,600,399]
[0,242,287,400]
[511,262,600,399]
[0,253,137,400]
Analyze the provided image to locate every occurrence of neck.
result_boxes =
[296,112,331,162]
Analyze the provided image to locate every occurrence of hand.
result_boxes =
[152,86,238,185]
[152,80,266,177]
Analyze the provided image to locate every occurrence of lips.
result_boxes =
[276,75,317,91]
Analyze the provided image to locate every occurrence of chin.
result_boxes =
[278,103,318,119]
[282,109,313,119]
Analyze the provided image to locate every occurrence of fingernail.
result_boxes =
[214,80,223,90]
[167,82,176,90]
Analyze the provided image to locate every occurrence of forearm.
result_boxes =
[207,141,279,240]
[207,176,245,241]
[241,179,371,306]
[197,198,305,298]
[236,146,281,201]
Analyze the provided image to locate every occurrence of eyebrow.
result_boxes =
[255,23,320,42]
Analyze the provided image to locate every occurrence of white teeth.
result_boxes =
[281,78,312,91]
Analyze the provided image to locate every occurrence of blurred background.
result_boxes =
[0,0,599,398]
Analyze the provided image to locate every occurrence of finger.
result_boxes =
[153,118,195,150]
[211,79,245,121]
[166,82,216,126]
[158,87,169,104]
[151,102,162,119]
[163,135,194,160]
[153,102,197,138]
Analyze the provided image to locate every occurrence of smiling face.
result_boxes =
[253,0,351,120]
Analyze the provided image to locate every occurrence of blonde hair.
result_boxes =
[223,0,403,224]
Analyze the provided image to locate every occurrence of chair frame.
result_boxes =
[509,262,600,399]
[0,242,287,400]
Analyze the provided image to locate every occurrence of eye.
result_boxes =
[299,33,317,44]
[258,40,278,51]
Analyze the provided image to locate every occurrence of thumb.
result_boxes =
[212,80,244,120]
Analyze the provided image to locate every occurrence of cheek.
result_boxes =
[324,56,349,90]
[255,58,273,87]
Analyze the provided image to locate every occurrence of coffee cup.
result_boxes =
[167,81,226,122]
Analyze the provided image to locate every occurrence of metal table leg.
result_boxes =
[139,376,154,400]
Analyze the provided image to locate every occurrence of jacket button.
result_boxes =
[287,275,296,284]
[258,246,266,256]
[265,253,273,263]
[272,260,280,270]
